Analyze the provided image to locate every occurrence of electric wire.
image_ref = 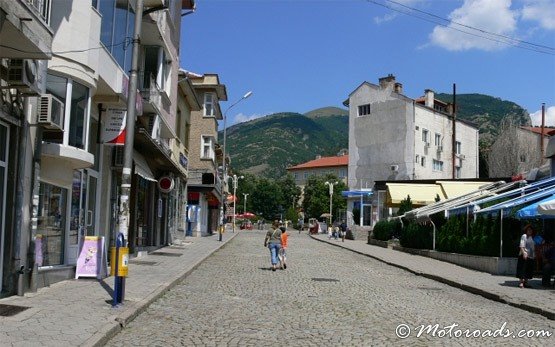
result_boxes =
[0,39,130,56]
[367,0,555,56]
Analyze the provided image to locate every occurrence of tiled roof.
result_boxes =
[521,126,555,136]
[287,155,348,170]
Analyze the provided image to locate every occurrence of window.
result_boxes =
[358,104,371,116]
[455,141,462,154]
[43,74,90,151]
[422,129,429,143]
[37,182,68,266]
[204,93,215,117]
[294,173,299,180]
[201,136,214,160]
[415,155,420,163]
[520,154,527,163]
[421,156,426,167]
[339,169,347,178]
[143,46,165,90]
[303,172,309,179]
[433,159,444,171]
[98,0,135,72]
[435,133,441,146]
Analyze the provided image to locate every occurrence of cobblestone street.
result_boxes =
[107,232,554,346]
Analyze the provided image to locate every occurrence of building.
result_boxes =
[0,0,195,296]
[0,0,53,296]
[184,70,227,237]
[287,152,348,189]
[344,74,479,226]
[489,126,554,178]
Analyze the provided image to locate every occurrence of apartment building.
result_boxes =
[183,70,227,237]
[0,0,195,296]
[287,153,348,189]
[345,74,479,226]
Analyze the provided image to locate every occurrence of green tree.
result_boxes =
[397,195,413,216]
[276,174,301,211]
[302,174,347,222]
[248,178,282,221]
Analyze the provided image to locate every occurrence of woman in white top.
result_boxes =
[516,224,535,288]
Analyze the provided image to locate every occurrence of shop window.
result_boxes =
[37,182,67,266]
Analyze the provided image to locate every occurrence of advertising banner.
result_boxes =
[101,108,126,145]
[75,236,108,279]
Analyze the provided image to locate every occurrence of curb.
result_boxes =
[310,235,555,321]
[83,232,240,347]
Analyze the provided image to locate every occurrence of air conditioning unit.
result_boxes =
[424,142,430,148]
[3,59,42,95]
[390,165,399,172]
[112,146,124,167]
[437,145,443,152]
[459,154,466,160]
[38,94,65,131]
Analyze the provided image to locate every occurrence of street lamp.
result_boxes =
[232,175,244,233]
[243,193,249,214]
[219,91,253,241]
[325,181,338,226]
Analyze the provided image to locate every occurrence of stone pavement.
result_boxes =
[311,234,555,320]
[0,231,238,347]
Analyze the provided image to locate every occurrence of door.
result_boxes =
[85,170,99,237]
[0,121,9,291]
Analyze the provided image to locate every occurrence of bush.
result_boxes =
[372,220,393,241]
[400,221,433,249]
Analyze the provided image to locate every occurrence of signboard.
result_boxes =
[35,234,44,267]
[101,108,126,145]
[75,236,108,279]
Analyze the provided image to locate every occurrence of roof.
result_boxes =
[521,126,555,136]
[287,155,348,170]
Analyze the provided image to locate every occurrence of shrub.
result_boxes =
[400,221,433,249]
[372,220,393,241]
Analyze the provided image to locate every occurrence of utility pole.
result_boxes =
[118,0,143,245]
[243,193,249,214]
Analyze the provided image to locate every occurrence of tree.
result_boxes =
[248,178,282,221]
[302,174,347,222]
[277,174,301,210]
[488,118,542,178]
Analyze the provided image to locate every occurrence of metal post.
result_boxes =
[500,210,503,258]
[359,180,363,226]
[117,0,143,246]
[243,193,249,214]
[232,175,236,233]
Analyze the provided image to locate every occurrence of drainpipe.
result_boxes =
[452,84,456,179]
[14,97,31,296]
[541,103,545,164]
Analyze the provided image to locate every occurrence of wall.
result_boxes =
[348,83,413,191]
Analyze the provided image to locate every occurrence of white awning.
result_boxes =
[134,150,156,182]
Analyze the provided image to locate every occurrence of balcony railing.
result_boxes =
[25,0,51,25]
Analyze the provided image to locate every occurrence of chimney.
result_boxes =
[425,89,435,108]
[378,74,396,90]
[315,155,322,160]
[394,82,403,94]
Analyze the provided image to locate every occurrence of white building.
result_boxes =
[345,74,479,226]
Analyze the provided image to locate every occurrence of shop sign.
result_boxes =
[179,153,188,168]
[101,108,126,145]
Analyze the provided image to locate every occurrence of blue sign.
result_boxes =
[179,153,188,168]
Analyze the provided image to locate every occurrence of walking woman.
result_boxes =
[517,224,535,288]
[264,221,282,271]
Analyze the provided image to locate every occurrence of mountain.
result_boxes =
[435,93,530,147]
[220,107,349,179]
[221,96,531,178]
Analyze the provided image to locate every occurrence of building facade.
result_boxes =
[0,0,195,297]
[184,71,227,237]
[287,153,348,189]
[345,74,479,226]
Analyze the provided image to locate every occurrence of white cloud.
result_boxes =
[529,106,555,126]
[429,0,518,51]
[233,112,267,125]
[373,0,425,24]
[521,0,555,30]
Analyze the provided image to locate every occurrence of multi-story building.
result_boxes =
[184,70,227,237]
[0,0,53,296]
[287,152,348,189]
[0,0,195,296]
[345,74,479,226]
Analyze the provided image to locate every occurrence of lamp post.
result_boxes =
[232,175,243,233]
[325,181,338,227]
[243,193,249,214]
[219,91,253,241]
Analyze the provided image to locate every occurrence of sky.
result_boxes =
[179,0,555,128]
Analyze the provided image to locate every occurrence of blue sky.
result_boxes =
[180,0,555,127]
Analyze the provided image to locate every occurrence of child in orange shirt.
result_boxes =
[279,226,288,269]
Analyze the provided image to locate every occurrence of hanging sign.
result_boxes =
[158,176,174,193]
[101,108,127,145]
[75,236,108,279]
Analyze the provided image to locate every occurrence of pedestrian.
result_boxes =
[340,220,347,242]
[279,226,288,269]
[517,224,535,288]
[264,220,282,271]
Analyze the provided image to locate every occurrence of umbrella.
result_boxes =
[538,197,555,216]
[320,213,332,218]
[515,195,555,219]
[242,212,256,219]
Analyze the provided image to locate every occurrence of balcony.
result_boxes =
[188,169,222,196]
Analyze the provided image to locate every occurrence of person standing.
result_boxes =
[264,221,282,271]
[279,226,288,269]
[517,224,535,288]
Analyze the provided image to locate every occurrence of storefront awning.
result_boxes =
[437,181,491,199]
[386,183,445,206]
[516,195,555,219]
[134,150,157,182]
